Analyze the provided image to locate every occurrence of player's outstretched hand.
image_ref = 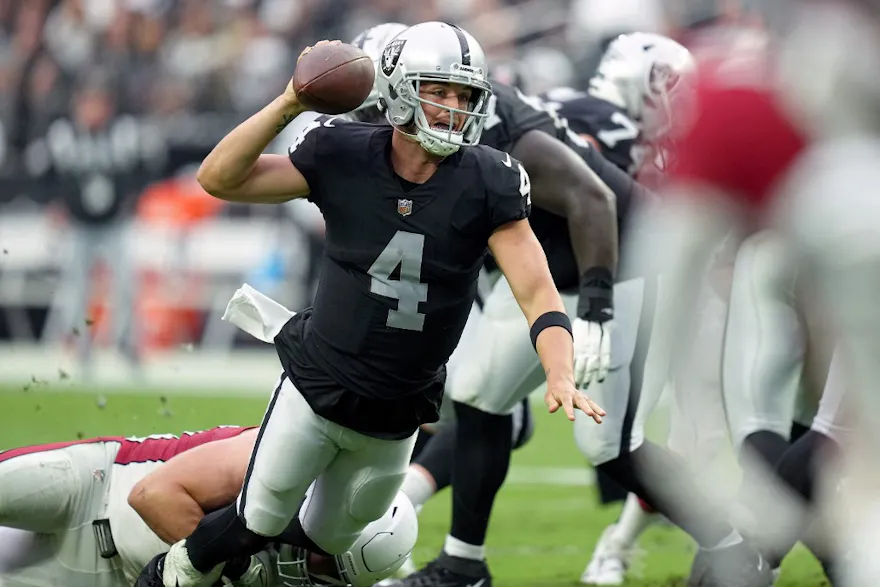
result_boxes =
[545,377,605,423]
[283,39,342,106]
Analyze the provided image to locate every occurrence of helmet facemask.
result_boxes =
[386,67,492,157]
[277,546,347,587]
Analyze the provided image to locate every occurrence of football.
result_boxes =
[293,42,375,115]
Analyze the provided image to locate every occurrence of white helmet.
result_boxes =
[589,32,695,142]
[377,21,492,157]
[276,491,418,587]
[349,22,410,122]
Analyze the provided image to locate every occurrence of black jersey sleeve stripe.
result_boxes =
[447,23,471,66]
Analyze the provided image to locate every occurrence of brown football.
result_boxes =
[292,42,375,115]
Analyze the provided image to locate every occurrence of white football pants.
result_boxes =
[237,376,417,555]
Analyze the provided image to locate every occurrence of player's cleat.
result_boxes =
[580,524,632,585]
[389,552,492,587]
[687,540,774,587]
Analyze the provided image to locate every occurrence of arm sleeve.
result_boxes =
[488,154,532,231]
[287,112,337,206]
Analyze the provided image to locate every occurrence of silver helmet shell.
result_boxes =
[349,22,410,122]
[376,21,492,157]
[590,32,695,142]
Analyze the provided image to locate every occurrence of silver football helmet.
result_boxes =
[376,21,492,157]
[276,491,418,587]
[589,32,695,142]
[349,22,409,123]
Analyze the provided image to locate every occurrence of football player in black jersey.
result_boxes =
[539,32,694,178]
[135,23,605,587]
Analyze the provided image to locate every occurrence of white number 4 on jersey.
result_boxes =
[518,163,531,205]
[503,153,531,206]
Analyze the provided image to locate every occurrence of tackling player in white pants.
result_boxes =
[0,426,418,587]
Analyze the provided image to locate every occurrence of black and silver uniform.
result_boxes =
[539,87,642,175]
[276,116,530,439]
[481,81,647,288]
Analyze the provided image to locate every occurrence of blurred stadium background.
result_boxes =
[0,1,833,585]
[0,0,663,389]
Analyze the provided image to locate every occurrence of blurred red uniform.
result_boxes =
[667,26,807,214]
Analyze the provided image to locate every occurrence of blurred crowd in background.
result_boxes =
[0,0,684,365]
[0,0,678,189]
[0,0,868,374]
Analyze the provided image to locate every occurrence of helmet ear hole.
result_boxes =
[377,97,387,113]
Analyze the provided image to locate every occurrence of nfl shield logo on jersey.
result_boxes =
[397,198,413,216]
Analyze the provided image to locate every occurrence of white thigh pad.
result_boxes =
[239,378,339,537]
[447,277,575,415]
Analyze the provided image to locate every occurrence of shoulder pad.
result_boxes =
[286,112,340,155]
[474,146,531,201]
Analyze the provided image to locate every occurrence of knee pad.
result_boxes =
[349,473,406,524]
[306,474,405,555]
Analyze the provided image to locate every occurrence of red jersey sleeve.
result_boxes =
[670,66,806,208]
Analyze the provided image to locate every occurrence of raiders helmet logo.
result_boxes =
[397,198,413,216]
[382,39,406,77]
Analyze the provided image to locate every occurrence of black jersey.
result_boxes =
[277,115,530,439]
[481,83,566,154]
[540,87,643,175]
[480,82,647,289]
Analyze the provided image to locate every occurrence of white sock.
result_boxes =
[400,466,436,510]
[706,529,744,551]
[613,493,657,548]
[444,535,485,561]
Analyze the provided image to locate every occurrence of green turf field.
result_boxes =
[0,386,830,586]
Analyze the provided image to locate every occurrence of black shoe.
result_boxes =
[134,553,166,587]
[687,540,774,587]
[392,552,492,587]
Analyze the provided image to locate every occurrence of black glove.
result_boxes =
[576,266,614,323]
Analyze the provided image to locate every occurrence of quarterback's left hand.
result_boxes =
[572,318,611,388]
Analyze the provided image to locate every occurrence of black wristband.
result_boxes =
[577,267,614,323]
[530,311,573,350]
